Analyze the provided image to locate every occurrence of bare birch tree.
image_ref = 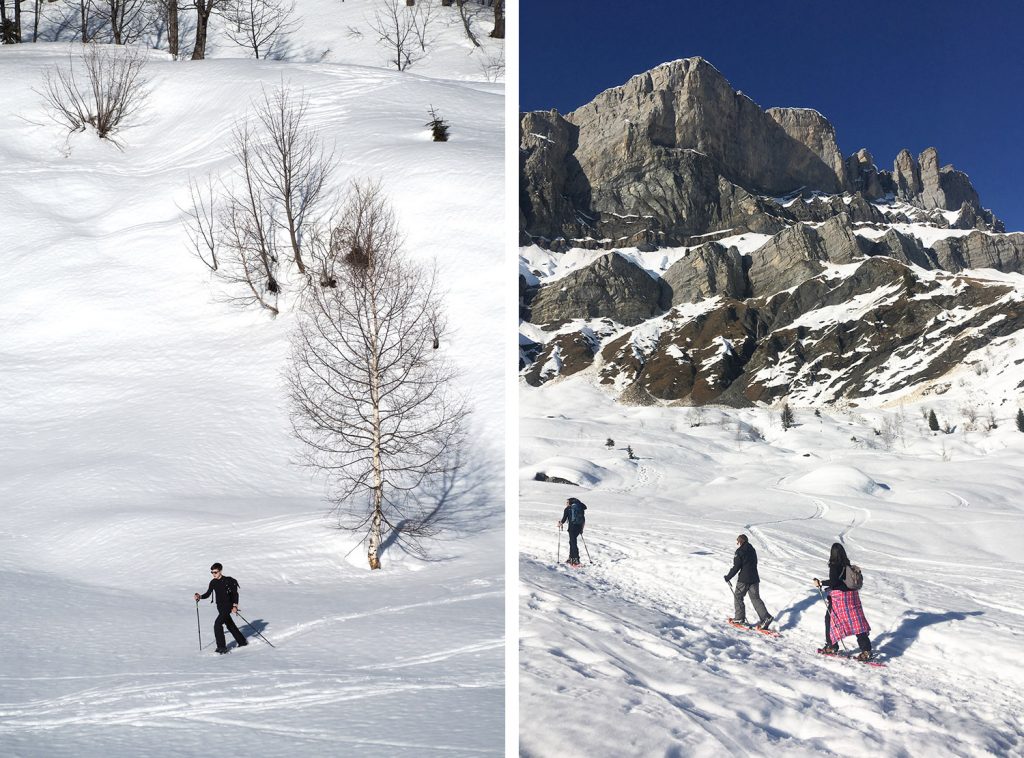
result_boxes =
[289,181,467,569]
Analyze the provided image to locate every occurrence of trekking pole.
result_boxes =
[815,583,849,653]
[557,524,561,563]
[580,534,592,564]
[235,611,276,648]
[195,599,202,651]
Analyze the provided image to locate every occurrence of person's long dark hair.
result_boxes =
[828,542,849,566]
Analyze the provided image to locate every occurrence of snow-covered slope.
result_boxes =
[0,6,503,754]
[520,383,1023,756]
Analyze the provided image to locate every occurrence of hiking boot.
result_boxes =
[817,643,839,655]
[757,614,774,630]
[215,647,229,655]
[855,650,873,662]
[236,640,248,648]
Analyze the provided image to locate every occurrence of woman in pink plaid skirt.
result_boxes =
[814,543,873,661]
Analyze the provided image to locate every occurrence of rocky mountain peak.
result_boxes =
[520,59,1022,408]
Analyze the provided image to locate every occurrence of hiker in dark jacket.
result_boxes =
[557,498,587,566]
[724,534,773,629]
[194,562,248,654]
[814,542,872,660]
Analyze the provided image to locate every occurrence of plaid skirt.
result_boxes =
[828,589,870,640]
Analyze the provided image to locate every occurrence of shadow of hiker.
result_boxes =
[874,610,983,659]
[777,591,822,632]
[236,617,272,646]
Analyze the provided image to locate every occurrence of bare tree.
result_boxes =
[183,174,219,272]
[455,0,480,47]
[37,43,149,145]
[219,119,282,314]
[222,0,297,59]
[250,84,334,275]
[369,0,420,71]
[289,181,467,570]
[98,0,152,43]
[408,0,437,53]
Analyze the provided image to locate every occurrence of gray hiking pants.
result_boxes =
[733,581,769,624]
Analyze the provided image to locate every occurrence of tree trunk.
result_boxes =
[167,0,178,57]
[192,1,211,59]
[490,0,503,39]
[79,0,89,42]
[0,1,11,45]
[109,0,121,43]
[32,0,39,41]
[368,302,383,570]
[12,0,22,42]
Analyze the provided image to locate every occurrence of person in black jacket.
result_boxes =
[724,534,773,629]
[194,563,248,654]
[557,498,587,566]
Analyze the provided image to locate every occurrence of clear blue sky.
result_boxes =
[520,0,1024,231]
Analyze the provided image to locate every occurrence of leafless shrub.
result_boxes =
[222,0,298,59]
[479,46,504,81]
[289,180,467,569]
[38,43,149,146]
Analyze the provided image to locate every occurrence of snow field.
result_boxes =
[0,5,503,754]
[520,381,1023,757]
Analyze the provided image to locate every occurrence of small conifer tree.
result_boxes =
[1016,408,1024,433]
[426,105,449,141]
[605,438,615,448]
[928,409,940,432]
[781,403,795,430]
[627,445,636,460]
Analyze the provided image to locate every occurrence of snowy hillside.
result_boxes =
[0,3,503,754]
[520,383,1023,756]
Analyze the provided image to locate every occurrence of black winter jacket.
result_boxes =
[821,562,849,591]
[725,542,760,584]
[201,576,240,610]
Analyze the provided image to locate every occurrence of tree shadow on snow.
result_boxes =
[378,445,500,563]
[873,609,983,660]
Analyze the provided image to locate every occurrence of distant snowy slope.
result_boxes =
[0,16,502,756]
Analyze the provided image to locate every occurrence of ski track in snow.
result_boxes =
[520,383,1024,756]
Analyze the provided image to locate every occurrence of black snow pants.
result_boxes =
[567,526,583,564]
[214,609,247,649]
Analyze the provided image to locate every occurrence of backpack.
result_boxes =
[843,564,864,591]
[567,499,586,527]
